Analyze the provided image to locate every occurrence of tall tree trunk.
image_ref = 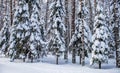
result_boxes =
[45,0,49,29]
[94,0,97,16]
[114,27,119,67]
[81,20,85,66]
[64,0,69,60]
[71,0,76,64]
[5,0,7,14]
[10,0,13,26]
[88,0,93,33]
[113,0,120,68]
[80,0,85,66]
[117,0,120,67]
[0,0,4,29]
[71,0,75,36]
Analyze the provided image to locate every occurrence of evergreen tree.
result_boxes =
[69,0,92,65]
[90,1,109,69]
[8,0,31,62]
[28,0,47,61]
[48,0,66,64]
[0,15,10,55]
[8,0,46,62]
[103,0,115,58]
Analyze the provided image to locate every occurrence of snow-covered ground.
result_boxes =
[0,55,120,73]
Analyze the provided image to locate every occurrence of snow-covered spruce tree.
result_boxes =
[48,0,66,64]
[69,0,92,65]
[28,0,47,61]
[0,15,10,55]
[8,0,31,62]
[100,0,115,59]
[90,1,109,69]
[108,0,116,58]
[8,0,46,62]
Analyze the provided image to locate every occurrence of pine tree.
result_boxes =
[48,0,66,64]
[90,1,109,69]
[0,15,10,55]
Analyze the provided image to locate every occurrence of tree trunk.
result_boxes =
[80,0,85,66]
[99,61,101,69]
[10,0,13,26]
[56,48,59,64]
[113,0,120,68]
[72,48,76,63]
[14,0,16,7]
[71,0,76,64]
[88,0,93,33]
[56,55,59,64]
[64,0,69,60]
[94,0,97,16]
[114,27,119,67]
[80,50,82,64]
[5,0,7,14]
[45,0,49,29]
[23,58,25,62]
[31,57,33,63]
[0,0,3,29]
[71,0,75,36]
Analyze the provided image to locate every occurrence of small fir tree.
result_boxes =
[48,0,66,64]
[90,1,109,69]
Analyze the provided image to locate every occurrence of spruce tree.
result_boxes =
[48,0,66,64]
[90,1,109,69]
[28,0,47,61]
[108,0,116,58]
[8,0,31,62]
[100,0,115,59]
[0,15,10,55]
[8,0,46,62]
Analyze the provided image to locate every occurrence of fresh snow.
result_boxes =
[0,55,120,73]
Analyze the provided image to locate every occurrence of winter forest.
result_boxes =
[0,0,120,73]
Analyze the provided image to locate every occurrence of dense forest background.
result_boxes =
[0,0,120,69]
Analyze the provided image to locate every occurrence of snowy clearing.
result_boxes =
[0,55,120,73]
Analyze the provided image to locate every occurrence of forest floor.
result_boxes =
[0,55,120,73]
